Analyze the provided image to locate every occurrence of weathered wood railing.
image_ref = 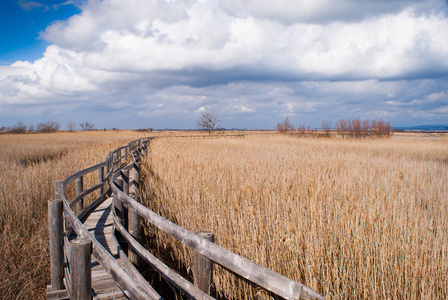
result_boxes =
[47,137,325,300]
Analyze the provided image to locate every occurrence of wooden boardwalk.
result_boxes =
[78,198,128,300]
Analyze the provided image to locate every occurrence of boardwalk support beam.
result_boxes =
[132,162,140,195]
[193,231,215,295]
[122,169,129,196]
[70,238,92,300]
[97,166,104,198]
[48,198,64,291]
[114,178,124,225]
[128,195,141,266]
[76,172,83,215]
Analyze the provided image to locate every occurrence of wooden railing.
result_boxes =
[47,137,325,300]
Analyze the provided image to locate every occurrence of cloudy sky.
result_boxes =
[1,0,448,130]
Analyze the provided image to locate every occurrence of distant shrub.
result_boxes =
[36,121,60,133]
[336,118,391,138]
[66,121,77,132]
[11,121,27,134]
[321,121,332,137]
[276,117,295,133]
[80,121,95,131]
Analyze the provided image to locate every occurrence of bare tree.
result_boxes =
[275,117,295,134]
[197,112,221,135]
[361,119,370,137]
[336,119,348,138]
[66,121,77,132]
[80,121,95,131]
[334,118,391,138]
[36,120,60,133]
[11,121,28,134]
[376,120,391,137]
[351,118,362,138]
[321,121,331,136]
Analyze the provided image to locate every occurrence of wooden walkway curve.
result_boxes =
[80,198,127,300]
[48,198,128,300]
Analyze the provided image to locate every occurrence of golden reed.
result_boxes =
[141,133,447,299]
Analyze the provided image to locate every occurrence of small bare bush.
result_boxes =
[80,121,95,131]
[321,121,331,137]
[11,121,28,134]
[66,121,77,132]
[36,121,60,133]
[275,117,295,133]
[336,118,391,138]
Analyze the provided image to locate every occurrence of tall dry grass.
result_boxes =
[141,133,448,299]
[0,130,151,299]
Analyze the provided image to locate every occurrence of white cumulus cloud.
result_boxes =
[1,0,448,128]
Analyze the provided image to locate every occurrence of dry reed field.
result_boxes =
[141,133,448,299]
[0,130,150,299]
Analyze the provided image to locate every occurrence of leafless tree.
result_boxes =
[65,121,78,132]
[80,121,95,131]
[197,112,221,135]
[362,119,370,137]
[66,121,78,132]
[276,117,295,134]
[335,118,391,138]
[11,121,27,134]
[36,120,60,133]
[322,121,331,136]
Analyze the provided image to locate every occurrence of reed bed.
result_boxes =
[141,133,448,299]
[0,130,150,299]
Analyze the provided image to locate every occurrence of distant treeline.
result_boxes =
[276,118,392,138]
[1,121,95,133]
[334,118,391,138]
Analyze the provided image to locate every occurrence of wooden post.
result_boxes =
[48,199,64,291]
[193,231,214,294]
[122,170,129,196]
[107,152,112,175]
[97,166,104,198]
[76,172,83,215]
[116,149,121,165]
[105,158,110,191]
[55,180,64,201]
[137,146,142,159]
[114,179,124,225]
[128,195,141,266]
[115,150,119,164]
[132,162,140,196]
[142,142,147,156]
[121,169,130,232]
[70,238,92,300]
